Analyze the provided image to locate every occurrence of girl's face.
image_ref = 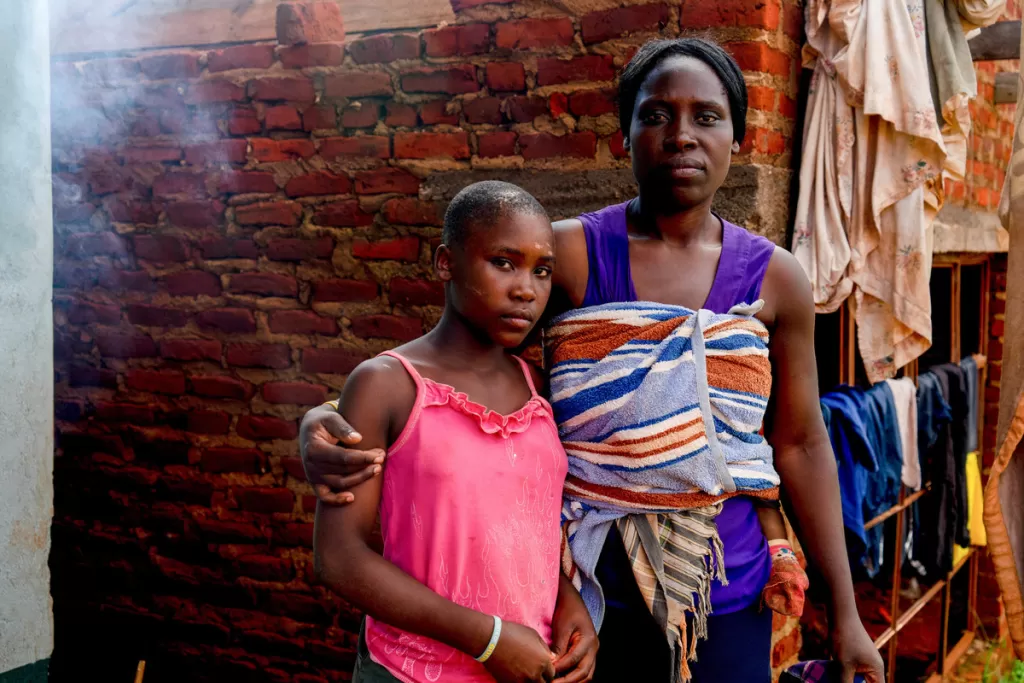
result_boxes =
[627,55,738,212]
[437,212,555,348]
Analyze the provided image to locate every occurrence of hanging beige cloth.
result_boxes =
[793,0,948,383]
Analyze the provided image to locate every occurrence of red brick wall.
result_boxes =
[48,1,804,680]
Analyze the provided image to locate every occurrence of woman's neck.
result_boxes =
[425,309,509,371]
[631,196,719,248]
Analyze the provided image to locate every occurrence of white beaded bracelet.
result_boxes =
[475,615,502,663]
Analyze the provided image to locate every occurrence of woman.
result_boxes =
[301,38,884,683]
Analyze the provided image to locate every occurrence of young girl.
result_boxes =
[313,181,595,683]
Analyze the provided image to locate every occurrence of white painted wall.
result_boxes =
[0,0,55,675]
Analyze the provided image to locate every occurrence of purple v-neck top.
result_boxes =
[579,200,777,614]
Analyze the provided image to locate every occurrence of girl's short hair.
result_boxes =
[442,181,548,249]
[618,37,749,145]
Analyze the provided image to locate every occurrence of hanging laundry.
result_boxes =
[925,0,1004,185]
[915,365,971,577]
[953,451,988,566]
[793,0,948,383]
[886,377,921,489]
[821,385,903,577]
[960,355,980,453]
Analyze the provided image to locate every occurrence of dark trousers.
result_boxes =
[353,623,401,683]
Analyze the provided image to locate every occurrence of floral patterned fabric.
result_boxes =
[792,0,948,383]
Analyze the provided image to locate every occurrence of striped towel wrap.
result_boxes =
[546,301,781,682]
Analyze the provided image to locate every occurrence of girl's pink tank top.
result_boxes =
[365,351,568,683]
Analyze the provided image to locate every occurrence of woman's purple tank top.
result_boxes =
[580,200,776,615]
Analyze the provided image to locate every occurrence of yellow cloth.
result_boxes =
[954,451,987,565]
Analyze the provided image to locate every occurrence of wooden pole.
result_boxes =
[984,25,1024,660]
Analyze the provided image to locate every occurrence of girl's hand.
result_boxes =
[483,621,557,683]
[831,616,884,683]
[551,577,598,683]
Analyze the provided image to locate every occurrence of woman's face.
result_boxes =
[627,55,738,213]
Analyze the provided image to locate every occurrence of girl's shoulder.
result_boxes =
[342,353,418,425]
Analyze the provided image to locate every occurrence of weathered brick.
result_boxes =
[267,237,335,261]
[285,171,352,197]
[95,402,157,424]
[349,33,420,64]
[200,237,260,260]
[747,85,776,112]
[520,132,598,159]
[235,201,303,226]
[96,333,158,359]
[402,65,478,94]
[56,400,85,422]
[250,76,316,103]
[56,262,98,290]
[265,105,302,130]
[313,278,379,302]
[351,314,421,341]
[190,375,253,400]
[341,103,380,129]
[419,100,461,125]
[537,55,615,86]
[262,381,329,405]
[214,171,277,195]
[69,365,118,388]
[390,278,445,306]
[250,138,317,162]
[506,95,550,122]
[740,127,787,155]
[274,522,314,547]
[161,338,223,361]
[226,343,292,369]
[312,200,375,227]
[126,304,190,328]
[67,301,121,325]
[196,308,258,333]
[385,103,418,127]
[485,62,526,92]
[139,52,200,79]
[54,202,97,224]
[104,196,159,224]
[134,235,188,263]
[184,80,247,104]
[275,1,345,46]
[352,237,420,261]
[185,139,248,165]
[67,232,128,258]
[464,97,502,124]
[683,0,780,31]
[165,270,222,297]
[228,273,298,297]
[101,269,154,294]
[302,348,368,375]
[166,200,225,228]
[235,554,294,581]
[581,3,671,43]
[355,168,420,195]
[394,132,470,159]
[303,105,338,132]
[609,130,628,158]
[424,24,490,57]
[727,42,793,77]
[495,18,574,50]
[84,166,132,196]
[269,310,339,335]
[323,71,394,98]
[153,174,207,199]
[569,88,617,116]
[121,144,182,164]
[126,369,187,395]
[319,136,390,160]
[197,518,266,542]
[238,415,299,441]
[202,447,265,474]
[207,44,276,72]
[187,410,232,435]
[383,198,441,226]
[279,43,344,68]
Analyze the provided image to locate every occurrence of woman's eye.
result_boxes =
[641,111,668,124]
[534,267,552,278]
[697,112,721,124]
[491,258,513,270]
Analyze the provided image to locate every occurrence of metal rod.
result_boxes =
[864,487,930,531]
[873,578,947,648]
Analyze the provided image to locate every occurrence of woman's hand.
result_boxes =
[299,404,385,504]
[483,621,557,683]
[550,575,598,683]
[831,615,884,683]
